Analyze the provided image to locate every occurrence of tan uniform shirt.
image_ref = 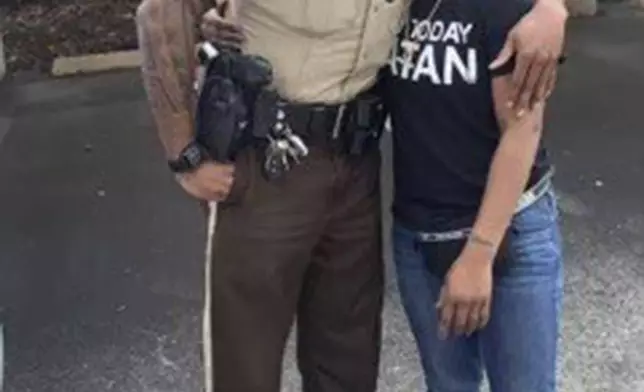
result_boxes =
[240,0,409,104]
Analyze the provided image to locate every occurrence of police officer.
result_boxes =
[135,0,568,391]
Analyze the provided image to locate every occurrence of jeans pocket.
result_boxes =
[503,188,563,283]
[511,187,559,235]
[392,223,424,269]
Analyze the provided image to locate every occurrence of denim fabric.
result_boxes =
[393,187,564,392]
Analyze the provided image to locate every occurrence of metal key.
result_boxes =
[263,136,289,180]
[285,144,301,164]
[277,123,309,158]
[286,132,309,158]
[275,139,292,171]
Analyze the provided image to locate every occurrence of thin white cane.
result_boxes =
[195,54,216,392]
[203,201,217,392]
[200,3,241,388]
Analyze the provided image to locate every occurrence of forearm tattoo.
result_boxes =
[136,0,207,158]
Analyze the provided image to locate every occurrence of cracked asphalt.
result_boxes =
[1,9,643,392]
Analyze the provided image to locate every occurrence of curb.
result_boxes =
[51,50,142,77]
[6,4,644,80]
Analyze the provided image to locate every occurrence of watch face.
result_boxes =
[184,145,203,167]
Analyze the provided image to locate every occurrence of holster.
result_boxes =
[342,93,387,156]
[195,74,249,162]
[195,45,274,162]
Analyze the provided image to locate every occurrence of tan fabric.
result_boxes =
[240,0,409,104]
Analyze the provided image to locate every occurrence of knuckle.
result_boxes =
[203,8,222,21]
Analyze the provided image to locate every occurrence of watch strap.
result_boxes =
[168,141,207,173]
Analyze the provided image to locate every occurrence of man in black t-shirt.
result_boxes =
[385,0,565,391]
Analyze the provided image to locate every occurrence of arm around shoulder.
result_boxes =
[490,0,567,113]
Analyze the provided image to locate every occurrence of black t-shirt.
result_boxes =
[384,0,551,232]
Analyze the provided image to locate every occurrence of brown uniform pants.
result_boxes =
[208,143,384,392]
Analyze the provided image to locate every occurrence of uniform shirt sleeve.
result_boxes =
[482,0,535,74]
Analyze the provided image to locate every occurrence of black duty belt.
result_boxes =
[251,87,386,180]
[279,101,347,146]
[252,87,386,150]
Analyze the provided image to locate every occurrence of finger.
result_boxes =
[210,173,234,191]
[222,164,236,175]
[436,287,445,310]
[453,302,472,336]
[521,54,551,110]
[216,30,246,46]
[520,66,546,112]
[201,19,244,39]
[207,161,234,173]
[439,305,455,339]
[188,183,221,202]
[545,67,559,99]
[202,18,244,35]
[477,301,491,331]
[200,22,217,41]
[218,25,245,39]
[536,62,556,103]
[216,0,239,19]
[439,300,456,339]
[181,180,202,200]
[202,183,229,201]
[510,51,534,111]
[202,171,233,194]
[463,301,483,336]
[489,36,515,71]
[215,190,229,202]
[203,8,224,24]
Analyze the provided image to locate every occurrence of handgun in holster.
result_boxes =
[345,94,387,156]
[340,72,388,157]
[195,42,274,162]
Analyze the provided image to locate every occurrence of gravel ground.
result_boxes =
[1,0,139,75]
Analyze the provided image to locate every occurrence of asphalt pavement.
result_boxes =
[1,10,644,392]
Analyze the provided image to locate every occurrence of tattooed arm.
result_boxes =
[136,0,235,202]
[136,0,205,159]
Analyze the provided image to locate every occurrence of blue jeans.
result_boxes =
[393,187,564,392]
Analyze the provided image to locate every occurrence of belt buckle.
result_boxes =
[418,228,471,243]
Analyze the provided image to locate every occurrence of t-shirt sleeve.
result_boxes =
[482,0,535,67]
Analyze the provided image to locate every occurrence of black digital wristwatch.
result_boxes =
[168,141,208,173]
